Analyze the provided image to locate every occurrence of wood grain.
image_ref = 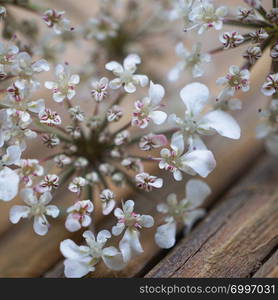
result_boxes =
[146,155,278,278]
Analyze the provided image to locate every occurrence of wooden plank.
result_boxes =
[252,250,278,278]
[146,155,278,278]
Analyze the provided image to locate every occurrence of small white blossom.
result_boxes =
[132,81,167,128]
[107,105,123,122]
[261,73,278,96]
[68,177,87,193]
[216,65,250,100]
[39,174,59,192]
[100,189,116,215]
[219,32,244,49]
[105,54,148,93]
[114,130,130,146]
[139,133,168,151]
[188,2,228,34]
[69,106,85,122]
[39,108,62,126]
[168,42,211,81]
[9,188,59,235]
[121,157,143,173]
[169,82,241,151]
[65,200,94,232]
[12,52,49,90]
[112,200,154,262]
[155,179,211,248]
[42,9,72,34]
[158,133,216,181]
[271,44,278,60]
[16,159,44,186]
[54,154,71,167]
[83,15,118,41]
[45,64,80,103]
[91,77,109,102]
[60,230,125,277]
[243,46,262,65]
[135,172,163,192]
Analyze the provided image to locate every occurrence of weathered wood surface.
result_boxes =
[253,251,278,278]
[146,155,278,278]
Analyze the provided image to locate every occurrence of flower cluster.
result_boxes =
[0,0,276,278]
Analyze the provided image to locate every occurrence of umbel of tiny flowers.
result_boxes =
[60,230,125,278]
[105,54,148,93]
[168,82,241,151]
[9,188,59,236]
[112,200,154,263]
[155,179,211,249]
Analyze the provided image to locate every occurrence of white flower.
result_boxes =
[45,64,80,102]
[83,15,118,41]
[91,77,109,102]
[243,46,262,65]
[219,32,244,49]
[39,174,59,192]
[168,42,211,81]
[4,81,45,115]
[1,145,21,167]
[54,154,71,167]
[114,130,130,145]
[216,65,250,100]
[188,2,228,34]
[261,73,278,96]
[107,105,123,122]
[60,230,125,277]
[169,82,241,151]
[167,0,196,24]
[12,52,49,90]
[135,172,163,192]
[42,9,72,34]
[0,42,18,76]
[65,200,94,232]
[139,133,168,151]
[155,179,211,248]
[9,188,59,235]
[132,81,167,128]
[39,108,62,126]
[121,157,143,172]
[105,54,148,93]
[69,106,85,122]
[16,159,44,186]
[158,133,216,181]
[100,189,116,215]
[112,200,154,262]
[0,167,20,201]
[68,177,87,193]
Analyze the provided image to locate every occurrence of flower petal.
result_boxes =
[180,82,209,116]
[64,259,91,278]
[149,81,165,106]
[185,179,211,209]
[155,221,177,249]
[199,110,241,139]
[0,167,19,201]
[9,205,30,223]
